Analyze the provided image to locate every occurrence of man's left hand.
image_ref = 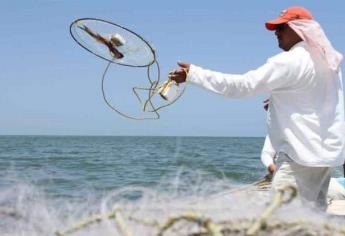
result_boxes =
[268,164,277,174]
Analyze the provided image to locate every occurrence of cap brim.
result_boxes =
[265,17,289,30]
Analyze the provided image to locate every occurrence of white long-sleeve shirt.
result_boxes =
[187,41,345,167]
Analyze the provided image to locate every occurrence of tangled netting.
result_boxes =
[51,176,345,236]
[1,175,344,236]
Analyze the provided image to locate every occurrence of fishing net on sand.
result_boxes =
[1,175,344,235]
[51,176,345,236]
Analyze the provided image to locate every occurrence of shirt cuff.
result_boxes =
[186,64,200,83]
[261,152,274,168]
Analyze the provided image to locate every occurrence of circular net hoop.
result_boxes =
[70,18,156,67]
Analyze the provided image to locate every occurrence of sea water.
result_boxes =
[0,136,343,235]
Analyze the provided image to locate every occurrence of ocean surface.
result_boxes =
[0,136,268,199]
[0,135,343,235]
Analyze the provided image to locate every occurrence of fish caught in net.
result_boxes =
[70,18,186,120]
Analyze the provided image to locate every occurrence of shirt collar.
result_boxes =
[290,41,307,51]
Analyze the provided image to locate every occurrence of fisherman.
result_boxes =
[168,6,344,209]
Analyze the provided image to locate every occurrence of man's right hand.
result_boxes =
[168,61,190,84]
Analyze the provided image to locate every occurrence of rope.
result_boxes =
[101,61,161,120]
[55,209,131,236]
[102,59,186,120]
[156,212,222,236]
[54,184,345,236]
[246,185,297,235]
[208,174,272,201]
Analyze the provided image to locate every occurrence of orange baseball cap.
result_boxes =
[265,6,313,31]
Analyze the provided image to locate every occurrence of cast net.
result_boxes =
[70,18,185,120]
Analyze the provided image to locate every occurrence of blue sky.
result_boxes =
[1,1,344,136]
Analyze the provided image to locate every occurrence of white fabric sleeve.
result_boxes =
[186,54,300,98]
[260,136,275,168]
